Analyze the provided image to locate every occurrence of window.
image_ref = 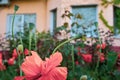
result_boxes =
[114,6,120,37]
[50,9,57,35]
[71,5,98,37]
[7,14,36,35]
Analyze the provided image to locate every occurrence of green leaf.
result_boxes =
[76,14,82,20]
[107,52,118,70]
[64,22,69,28]
[29,23,35,31]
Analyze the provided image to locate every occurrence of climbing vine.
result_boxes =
[99,10,113,32]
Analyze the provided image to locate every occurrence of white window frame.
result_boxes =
[6,14,36,36]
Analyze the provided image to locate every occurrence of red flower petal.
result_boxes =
[8,57,15,65]
[14,76,25,80]
[24,49,29,55]
[12,49,18,59]
[81,54,92,63]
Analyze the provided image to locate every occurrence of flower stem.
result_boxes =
[71,45,75,78]
[18,54,22,76]
[94,23,102,75]
[29,31,32,54]
[34,32,37,51]
[52,36,77,54]
[12,11,16,46]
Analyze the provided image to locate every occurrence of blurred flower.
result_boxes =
[14,76,25,80]
[81,54,92,63]
[100,55,105,62]
[0,53,6,71]
[101,43,106,49]
[96,43,106,49]
[75,61,79,65]
[20,51,67,80]
[12,49,18,59]
[8,57,15,65]
[80,75,87,80]
[24,49,29,55]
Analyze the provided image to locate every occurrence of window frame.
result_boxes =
[70,5,98,38]
[113,5,120,38]
[50,8,57,35]
[6,13,36,36]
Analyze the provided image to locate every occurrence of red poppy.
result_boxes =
[14,76,25,80]
[81,54,92,63]
[12,49,18,59]
[100,55,105,62]
[24,49,29,55]
[77,52,81,55]
[96,43,106,49]
[0,53,6,71]
[101,43,106,49]
[20,51,67,80]
[118,54,120,59]
[75,61,79,65]
[8,57,15,65]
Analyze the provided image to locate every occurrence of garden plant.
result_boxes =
[0,1,120,80]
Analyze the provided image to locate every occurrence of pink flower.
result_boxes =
[12,49,18,59]
[24,49,29,55]
[21,51,67,80]
[81,54,92,63]
[0,53,6,71]
[8,57,15,65]
[14,76,25,80]
[100,55,105,62]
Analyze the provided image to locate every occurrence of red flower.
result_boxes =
[12,49,18,59]
[14,76,25,80]
[100,55,105,62]
[96,43,106,49]
[0,53,6,71]
[8,57,15,65]
[75,61,79,65]
[81,54,92,63]
[24,49,29,55]
[21,51,67,80]
[96,44,101,49]
[101,43,106,49]
[118,54,120,59]
[77,52,81,55]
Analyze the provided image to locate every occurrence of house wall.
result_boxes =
[0,0,47,35]
[0,0,119,46]
[47,0,120,46]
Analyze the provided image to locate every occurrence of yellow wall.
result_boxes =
[0,0,47,35]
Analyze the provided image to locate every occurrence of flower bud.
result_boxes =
[17,44,23,54]
[80,75,87,80]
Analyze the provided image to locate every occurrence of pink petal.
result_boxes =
[46,52,62,67]
[14,76,25,80]
[42,52,63,74]
[21,51,43,77]
[40,67,67,80]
